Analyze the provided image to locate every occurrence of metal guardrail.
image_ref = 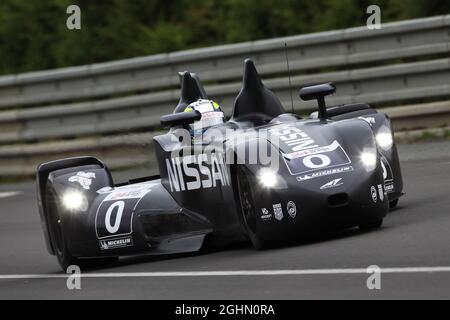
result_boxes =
[1,101,449,178]
[0,58,448,144]
[0,133,159,178]
[0,15,449,178]
[0,15,449,109]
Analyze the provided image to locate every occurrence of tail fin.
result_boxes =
[174,72,208,113]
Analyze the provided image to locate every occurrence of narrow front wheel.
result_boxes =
[236,167,271,250]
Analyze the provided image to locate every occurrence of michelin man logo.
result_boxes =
[68,172,96,190]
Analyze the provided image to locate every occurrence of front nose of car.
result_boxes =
[252,165,388,238]
[327,192,350,207]
[294,167,387,228]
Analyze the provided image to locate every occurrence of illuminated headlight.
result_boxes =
[61,191,88,212]
[360,151,377,171]
[257,168,279,188]
[376,127,394,150]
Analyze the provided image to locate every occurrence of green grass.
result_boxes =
[411,128,450,143]
[445,130,450,139]
[0,176,34,184]
[420,131,439,141]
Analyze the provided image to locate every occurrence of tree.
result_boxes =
[0,0,448,75]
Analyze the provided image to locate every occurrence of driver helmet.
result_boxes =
[183,99,224,137]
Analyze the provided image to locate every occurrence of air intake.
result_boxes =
[328,193,349,208]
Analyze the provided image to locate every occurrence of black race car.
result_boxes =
[37,59,403,270]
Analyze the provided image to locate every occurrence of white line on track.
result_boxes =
[2,267,450,280]
[0,191,22,199]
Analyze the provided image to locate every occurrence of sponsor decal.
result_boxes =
[270,125,352,181]
[270,126,319,153]
[320,178,343,190]
[97,187,113,194]
[260,208,272,221]
[95,187,151,249]
[358,117,376,126]
[166,153,230,192]
[188,99,215,113]
[283,140,352,177]
[371,186,378,203]
[297,166,354,181]
[97,182,155,196]
[68,172,96,190]
[287,201,297,219]
[99,236,133,250]
[378,184,384,202]
[385,183,394,193]
[284,140,341,160]
[272,203,284,221]
[381,156,395,194]
[104,189,151,201]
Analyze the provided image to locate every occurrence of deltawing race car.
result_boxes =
[37,59,403,270]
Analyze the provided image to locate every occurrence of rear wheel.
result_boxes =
[359,219,383,231]
[47,189,118,271]
[236,167,270,250]
[389,199,399,209]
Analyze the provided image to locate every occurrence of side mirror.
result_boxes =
[299,83,336,121]
[160,110,201,128]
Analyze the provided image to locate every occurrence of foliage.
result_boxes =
[0,0,448,75]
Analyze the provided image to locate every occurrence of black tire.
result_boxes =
[236,166,270,250]
[47,188,118,271]
[359,219,383,231]
[389,199,399,209]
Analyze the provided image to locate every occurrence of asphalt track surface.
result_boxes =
[0,141,449,300]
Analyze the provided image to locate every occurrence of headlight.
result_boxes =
[360,150,377,171]
[61,191,88,212]
[376,127,394,150]
[257,168,279,188]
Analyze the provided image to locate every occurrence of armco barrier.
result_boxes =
[0,58,448,144]
[0,15,448,109]
[0,101,448,178]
